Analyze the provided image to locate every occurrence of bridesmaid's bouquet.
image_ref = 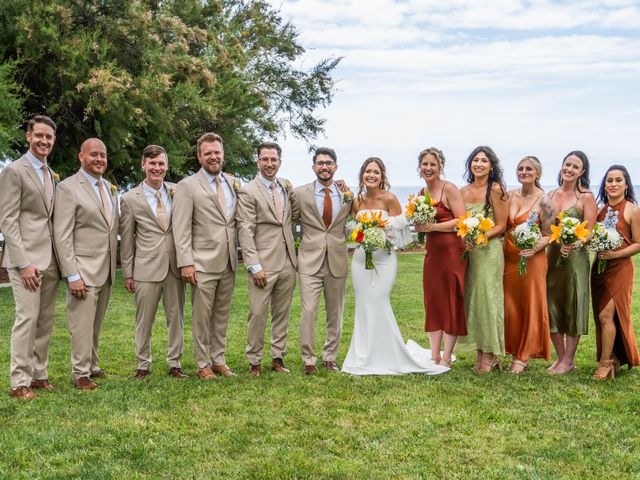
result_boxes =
[346,210,391,270]
[549,212,590,267]
[455,211,495,259]
[511,211,542,276]
[405,192,437,244]
[588,207,623,274]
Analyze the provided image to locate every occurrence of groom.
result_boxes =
[292,147,352,375]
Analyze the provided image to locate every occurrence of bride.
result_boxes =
[341,157,450,375]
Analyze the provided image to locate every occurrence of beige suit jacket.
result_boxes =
[292,182,350,277]
[237,177,297,272]
[119,182,179,282]
[172,169,238,273]
[53,170,119,286]
[0,155,57,270]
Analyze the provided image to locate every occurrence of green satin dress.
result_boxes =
[547,204,590,336]
[457,203,505,354]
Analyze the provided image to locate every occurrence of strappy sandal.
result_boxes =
[508,359,529,374]
[477,358,502,373]
[592,360,615,380]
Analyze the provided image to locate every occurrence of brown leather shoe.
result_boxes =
[197,366,217,380]
[131,369,150,380]
[249,364,261,377]
[74,377,98,390]
[10,386,39,400]
[304,364,317,375]
[168,367,188,379]
[30,379,55,391]
[212,364,237,377]
[89,369,107,379]
[323,361,340,372]
[271,358,290,373]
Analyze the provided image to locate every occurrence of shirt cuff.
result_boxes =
[18,263,30,269]
[67,274,81,282]
[247,264,263,275]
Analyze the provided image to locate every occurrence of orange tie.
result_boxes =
[96,179,112,227]
[155,191,169,230]
[322,187,332,229]
[41,164,52,211]
[270,181,283,222]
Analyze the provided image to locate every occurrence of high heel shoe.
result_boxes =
[508,359,529,374]
[477,358,502,373]
[592,360,615,380]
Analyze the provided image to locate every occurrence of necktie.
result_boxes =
[215,176,228,219]
[155,190,169,230]
[270,181,283,222]
[41,164,52,211]
[96,179,112,227]
[322,187,332,229]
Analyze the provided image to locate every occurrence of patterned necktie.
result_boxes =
[155,190,168,230]
[96,179,112,227]
[322,187,332,229]
[270,181,283,222]
[41,164,52,211]
[215,176,228,219]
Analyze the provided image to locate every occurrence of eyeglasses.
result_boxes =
[314,161,336,168]
[258,157,280,164]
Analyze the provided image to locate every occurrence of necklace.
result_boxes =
[518,188,541,198]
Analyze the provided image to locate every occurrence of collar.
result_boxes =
[200,168,226,185]
[314,180,337,195]
[142,180,166,195]
[258,174,279,189]
[80,167,103,186]
[25,150,47,170]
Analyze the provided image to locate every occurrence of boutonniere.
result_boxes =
[52,172,60,183]
[110,184,118,195]
[342,190,353,204]
[233,180,241,191]
[168,187,175,199]
[285,180,293,193]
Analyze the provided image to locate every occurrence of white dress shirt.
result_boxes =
[200,169,234,218]
[25,150,54,204]
[314,180,341,223]
[142,181,172,218]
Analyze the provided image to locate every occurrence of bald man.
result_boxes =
[53,138,119,389]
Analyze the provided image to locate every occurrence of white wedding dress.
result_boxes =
[342,210,450,376]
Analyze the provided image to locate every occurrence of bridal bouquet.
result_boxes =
[549,212,590,267]
[405,192,437,244]
[511,211,542,276]
[588,207,622,274]
[347,210,391,270]
[455,211,495,259]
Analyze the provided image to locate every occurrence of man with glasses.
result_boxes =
[237,141,297,376]
[292,147,352,375]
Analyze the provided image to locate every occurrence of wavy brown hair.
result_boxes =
[357,157,390,198]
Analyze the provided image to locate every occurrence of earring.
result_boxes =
[625,188,628,196]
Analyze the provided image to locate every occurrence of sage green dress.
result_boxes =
[457,203,505,354]
[547,204,590,336]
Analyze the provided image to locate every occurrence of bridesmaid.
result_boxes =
[590,165,640,379]
[458,146,508,372]
[414,148,467,368]
[541,151,597,374]
[503,156,551,373]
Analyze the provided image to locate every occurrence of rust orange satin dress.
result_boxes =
[503,213,551,361]
[590,200,640,368]
[423,196,467,336]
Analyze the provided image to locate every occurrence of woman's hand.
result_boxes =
[597,249,618,261]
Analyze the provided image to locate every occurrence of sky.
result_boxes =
[268,0,640,189]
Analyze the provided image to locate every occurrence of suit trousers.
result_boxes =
[299,256,346,366]
[134,272,185,370]
[9,259,60,388]
[67,279,112,380]
[191,264,235,369]
[246,261,296,365]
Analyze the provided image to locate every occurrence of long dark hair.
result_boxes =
[464,146,506,215]
[557,150,590,192]
[357,157,390,198]
[597,164,637,205]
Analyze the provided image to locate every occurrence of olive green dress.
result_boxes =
[546,204,590,336]
[457,203,505,354]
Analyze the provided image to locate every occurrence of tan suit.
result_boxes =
[53,170,119,380]
[0,155,60,388]
[236,176,297,364]
[172,169,238,369]
[120,182,184,370]
[292,182,350,366]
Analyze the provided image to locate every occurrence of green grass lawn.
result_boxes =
[1,254,639,479]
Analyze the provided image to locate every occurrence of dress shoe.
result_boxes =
[30,379,55,391]
[74,377,98,390]
[322,361,339,372]
[168,367,188,379]
[249,364,262,377]
[10,386,39,400]
[304,364,317,375]
[271,358,290,373]
[212,364,237,377]
[89,369,107,379]
[197,366,217,380]
[131,369,150,380]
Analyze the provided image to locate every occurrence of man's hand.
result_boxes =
[124,277,135,293]
[251,270,267,288]
[19,264,41,292]
[335,179,350,193]
[69,278,89,299]
[181,265,198,285]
